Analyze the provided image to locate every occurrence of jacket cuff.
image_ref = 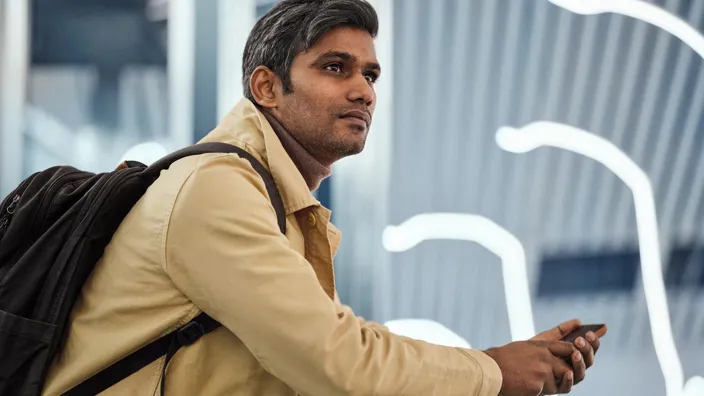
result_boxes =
[455,348,503,396]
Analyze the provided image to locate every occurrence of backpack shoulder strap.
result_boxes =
[64,312,218,396]
[147,142,286,234]
[63,143,286,396]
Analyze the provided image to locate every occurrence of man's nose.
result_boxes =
[347,74,375,106]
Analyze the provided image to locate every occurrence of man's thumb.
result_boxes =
[531,319,581,341]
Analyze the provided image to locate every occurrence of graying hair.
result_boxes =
[242,0,378,101]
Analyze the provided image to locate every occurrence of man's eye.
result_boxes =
[365,73,378,83]
[325,64,343,73]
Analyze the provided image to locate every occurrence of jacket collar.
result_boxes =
[199,98,320,215]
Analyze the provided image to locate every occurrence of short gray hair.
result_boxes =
[242,0,378,101]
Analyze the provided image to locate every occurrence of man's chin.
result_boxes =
[339,143,365,158]
[328,139,366,162]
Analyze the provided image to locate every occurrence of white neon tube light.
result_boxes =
[117,142,169,167]
[684,376,704,396]
[383,213,536,342]
[383,319,471,348]
[496,121,690,396]
[548,0,704,59]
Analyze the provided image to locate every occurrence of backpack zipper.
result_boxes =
[0,194,20,239]
[0,171,79,285]
[7,194,20,214]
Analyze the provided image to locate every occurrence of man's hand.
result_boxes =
[484,319,605,396]
[484,339,577,396]
[531,319,604,388]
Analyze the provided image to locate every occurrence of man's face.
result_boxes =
[273,27,380,165]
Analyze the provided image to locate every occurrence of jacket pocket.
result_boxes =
[0,309,57,396]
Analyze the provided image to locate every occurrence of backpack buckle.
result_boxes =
[176,321,205,346]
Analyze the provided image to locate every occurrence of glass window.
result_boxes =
[1,0,191,196]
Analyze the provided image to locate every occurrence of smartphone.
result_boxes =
[561,324,607,344]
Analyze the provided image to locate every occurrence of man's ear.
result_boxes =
[249,66,279,108]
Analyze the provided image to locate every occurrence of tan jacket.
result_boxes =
[43,99,502,396]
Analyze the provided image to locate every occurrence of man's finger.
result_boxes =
[547,356,574,395]
[557,371,574,394]
[575,337,595,368]
[542,375,559,396]
[532,319,582,341]
[550,354,574,379]
[586,331,602,354]
[570,349,587,384]
[546,341,578,358]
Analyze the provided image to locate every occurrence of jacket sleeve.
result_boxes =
[164,154,503,396]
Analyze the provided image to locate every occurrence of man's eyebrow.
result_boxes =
[314,50,357,63]
[366,61,381,74]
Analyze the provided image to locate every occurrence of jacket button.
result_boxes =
[307,212,317,227]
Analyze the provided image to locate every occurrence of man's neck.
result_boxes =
[260,109,332,192]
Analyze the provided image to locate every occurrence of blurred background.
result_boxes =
[1,0,703,395]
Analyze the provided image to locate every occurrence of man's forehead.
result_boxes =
[307,27,378,63]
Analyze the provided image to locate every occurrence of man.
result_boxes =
[43,0,603,395]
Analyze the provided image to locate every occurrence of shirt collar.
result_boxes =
[199,98,320,215]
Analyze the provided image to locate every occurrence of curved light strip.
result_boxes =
[684,376,704,396]
[383,213,536,341]
[549,0,704,59]
[496,121,683,396]
[117,141,169,167]
[383,319,471,348]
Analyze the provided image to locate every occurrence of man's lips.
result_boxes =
[339,110,371,127]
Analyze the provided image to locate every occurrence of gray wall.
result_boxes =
[332,1,704,395]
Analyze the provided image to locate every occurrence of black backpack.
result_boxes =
[0,143,286,396]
